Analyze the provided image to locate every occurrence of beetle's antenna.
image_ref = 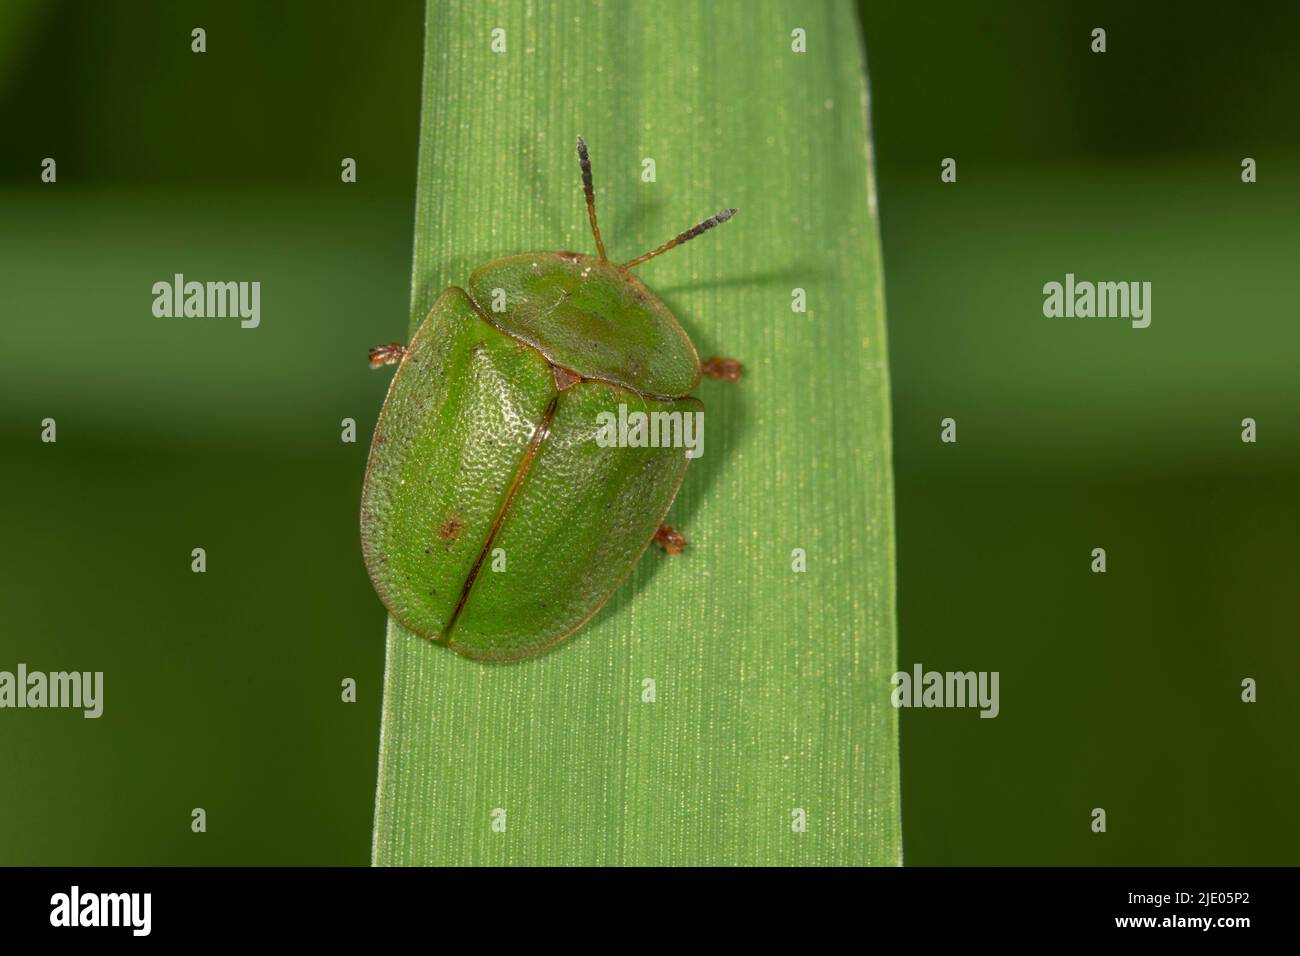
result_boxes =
[576,136,608,262]
[621,208,737,270]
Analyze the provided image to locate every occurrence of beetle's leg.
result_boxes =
[654,524,687,556]
[701,357,743,382]
[368,343,409,368]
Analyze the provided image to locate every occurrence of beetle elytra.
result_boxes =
[361,137,740,661]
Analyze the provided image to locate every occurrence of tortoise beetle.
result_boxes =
[361,137,740,661]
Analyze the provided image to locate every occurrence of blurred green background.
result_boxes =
[1,0,1296,864]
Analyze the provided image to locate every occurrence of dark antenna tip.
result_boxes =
[621,207,738,270]
[575,135,606,261]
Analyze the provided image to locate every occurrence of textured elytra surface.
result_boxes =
[362,286,697,660]
[469,253,701,398]
[453,382,698,658]
[374,0,898,866]
[360,287,554,643]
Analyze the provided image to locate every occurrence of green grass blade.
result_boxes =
[373,0,899,865]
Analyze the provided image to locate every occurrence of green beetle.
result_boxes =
[361,137,740,661]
